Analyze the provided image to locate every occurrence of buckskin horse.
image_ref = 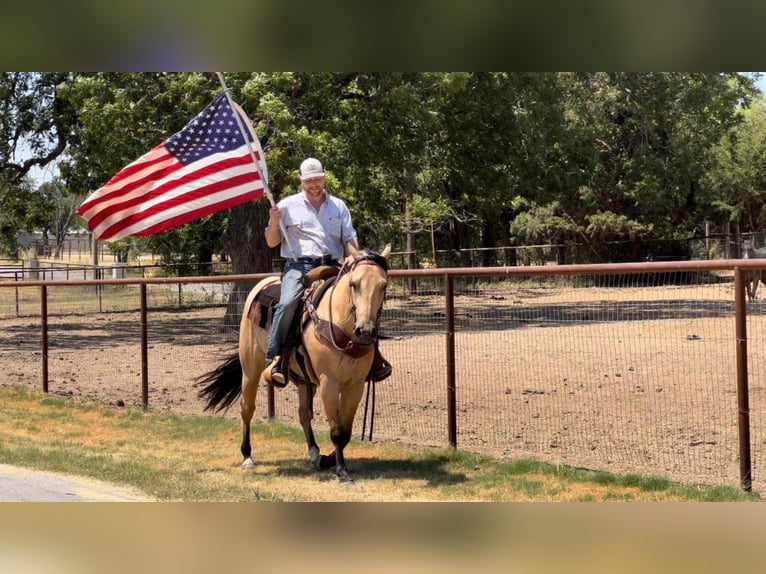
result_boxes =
[196,244,391,483]
[742,238,766,301]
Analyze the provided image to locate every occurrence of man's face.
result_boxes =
[301,176,325,197]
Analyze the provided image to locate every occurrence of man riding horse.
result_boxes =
[262,157,391,387]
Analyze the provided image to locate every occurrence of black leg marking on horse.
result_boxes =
[331,427,354,482]
[316,452,336,472]
[241,425,251,460]
[239,429,253,458]
[298,383,324,471]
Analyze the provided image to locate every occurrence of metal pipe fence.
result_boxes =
[2,259,766,492]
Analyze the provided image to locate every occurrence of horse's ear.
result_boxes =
[381,243,391,259]
[348,244,360,258]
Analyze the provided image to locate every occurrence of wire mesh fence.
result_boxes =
[1,262,765,492]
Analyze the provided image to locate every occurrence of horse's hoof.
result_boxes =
[241,458,255,470]
[337,472,354,484]
[309,446,321,470]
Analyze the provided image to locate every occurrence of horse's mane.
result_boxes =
[356,249,389,272]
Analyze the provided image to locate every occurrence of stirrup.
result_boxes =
[263,356,287,387]
[369,357,392,383]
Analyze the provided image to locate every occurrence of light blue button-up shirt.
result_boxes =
[276,191,358,260]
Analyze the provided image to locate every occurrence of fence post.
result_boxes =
[96,266,103,312]
[140,283,149,408]
[734,267,753,491]
[267,381,275,420]
[41,285,49,393]
[14,271,19,316]
[445,273,457,448]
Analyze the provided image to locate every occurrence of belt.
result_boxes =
[296,255,335,264]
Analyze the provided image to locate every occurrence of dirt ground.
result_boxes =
[2,275,765,492]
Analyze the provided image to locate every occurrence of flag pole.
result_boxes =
[215,72,297,260]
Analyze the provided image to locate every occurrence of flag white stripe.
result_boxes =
[77,147,175,214]
[100,181,262,241]
[79,144,258,221]
[82,146,256,223]
[91,159,261,238]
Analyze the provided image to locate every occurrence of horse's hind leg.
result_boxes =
[239,370,258,469]
[746,274,756,301]
[298,383,322,470]
[239,340,264,469]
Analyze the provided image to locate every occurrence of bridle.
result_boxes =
[324,255,388,355]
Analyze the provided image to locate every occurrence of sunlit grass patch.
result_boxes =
[0,386,761,502]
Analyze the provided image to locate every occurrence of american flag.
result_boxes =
[77,93,266,241]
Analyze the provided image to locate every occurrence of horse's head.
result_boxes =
[342,244,391,346]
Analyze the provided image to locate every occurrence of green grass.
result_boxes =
[0,386,760,502]
[404,448,759,502]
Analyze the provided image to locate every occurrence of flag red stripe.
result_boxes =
[100,145,170,186]
[96,174,263,240]
[83,151,260,231]
[77,147,179,214]
[83,144,261,214]
[119,190,262,238]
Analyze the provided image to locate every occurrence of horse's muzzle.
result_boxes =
[354,322,378,346]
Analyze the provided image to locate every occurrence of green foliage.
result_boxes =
[557,72,755,238]
[146,213,226,275]
[510,201,581,245]
[585,211,652,241]
[703,94,766,231]
[0,176,31,256]
[107,237,148,263]
[2,72,763,267]
[398,193,453,233]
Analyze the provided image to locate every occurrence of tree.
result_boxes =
[505,72,757,262]
[558,72,754,239]
[703,94,766,234]
[0,72,76,182]
[29,178,83,258]
[0,72,78,251]
[43,72,763,277]
[0,176,33,257]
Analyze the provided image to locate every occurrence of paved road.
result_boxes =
[0,464,153,502]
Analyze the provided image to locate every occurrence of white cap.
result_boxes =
[299,157,326,180]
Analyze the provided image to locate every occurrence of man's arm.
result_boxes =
[264,206,282,248]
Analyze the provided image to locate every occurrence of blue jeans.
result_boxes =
[265,260,338,364]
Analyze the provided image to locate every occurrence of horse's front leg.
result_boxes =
[297,382,322,470]
[325,379,366,483]
[330,426,353,483]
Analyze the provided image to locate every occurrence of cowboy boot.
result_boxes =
[368,344,392,382]
[263,356,287,387]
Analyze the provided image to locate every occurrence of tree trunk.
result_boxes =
[220,200,275,331]
[196,244,214,276]
[481,219,497,267]
[449,218,472,267]
[405,202,417,294]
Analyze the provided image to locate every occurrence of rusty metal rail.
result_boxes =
[3,258,765,490]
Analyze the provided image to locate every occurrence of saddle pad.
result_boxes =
[245,277,281,326]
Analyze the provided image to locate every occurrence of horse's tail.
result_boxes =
[195,352,243,413]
